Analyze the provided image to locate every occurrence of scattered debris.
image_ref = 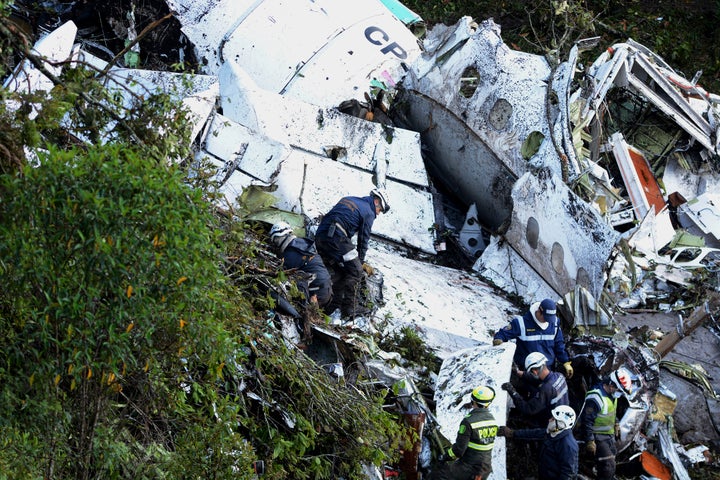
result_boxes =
[5,1,720,478]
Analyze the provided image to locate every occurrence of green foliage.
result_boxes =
[405,0,720,92]
[379,325,439,368]
[235,332,411,479]
[0,142,237,478]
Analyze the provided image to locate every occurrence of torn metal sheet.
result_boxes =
[677,192,720,247]
[3,19,77,94]
[217,60,430,189]
[582,40,720,155]
[166,0,422,108]
[4,20,77,120]
[99,68,219,145]
[657,422,692,480]
[433,343,515,480]
[558,285,614,331]
[566,335,658,453]
[609,132,666,222]
[394,18,617,302]
[474,171,619,300]
[189,63,437,251]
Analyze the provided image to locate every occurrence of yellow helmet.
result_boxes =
[471,385,496,406]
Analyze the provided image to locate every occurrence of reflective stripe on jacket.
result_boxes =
[585,387,617,435]
[493,306,569,368]
[448,407,497,466]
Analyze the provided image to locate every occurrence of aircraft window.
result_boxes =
[459,66,480,98]
[521,131,545,159]
[526,217,539,249]
[489,98,512,130]
[577,267,590,288]
[672,248,701,262]
[551,242,565,274]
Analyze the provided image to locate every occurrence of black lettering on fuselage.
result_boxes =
[364,26,408,60]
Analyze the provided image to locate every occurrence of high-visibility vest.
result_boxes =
[585,388,617,435]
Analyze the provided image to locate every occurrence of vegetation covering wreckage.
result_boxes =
[4,0,720,477]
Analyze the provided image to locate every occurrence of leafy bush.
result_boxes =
[0,142,239,478]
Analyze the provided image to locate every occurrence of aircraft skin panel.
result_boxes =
[4,20,77,93]
[202,113,289,184]
[278,16,422,106]
[394,89,516,230]
[272,153,438,253]
[166,0,259,73]
[171,0,421,107]
[499,171,619,300]
[611,132,666,221]
[217,61,429,187]
[435,344,515,480]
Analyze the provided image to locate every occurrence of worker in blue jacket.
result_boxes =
[314,188,389,318]
[498,404,579,480]
[493,298,573,380]
[269,222,332,310]
[502,352,569,427]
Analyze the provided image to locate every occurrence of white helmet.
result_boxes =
[524,352,548,371]
[551,405,576,431]
[269,221,294,247]
[371,188,390,213]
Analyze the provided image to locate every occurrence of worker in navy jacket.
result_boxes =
[314,189,389,318]
[270,222,333,309]
[502,352,570,427]
[498,404,579,480]
[493,298,573,379]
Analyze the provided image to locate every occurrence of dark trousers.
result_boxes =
[314,233,363,315]
[594,434,616,480]
[426,460,490,480]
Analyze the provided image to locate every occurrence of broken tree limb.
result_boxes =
[653,292,720,358]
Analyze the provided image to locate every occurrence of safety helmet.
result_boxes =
[471,385,496,406]
[269,221,294,247]
[551,405,576,431]
[610,369,633,395]
[524,352,548,372]
[370,188,390,213]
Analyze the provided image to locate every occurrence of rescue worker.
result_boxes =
[579,369,633,480]
[502,352,569,427]
[428,385,498,480]
[497,404,579,480]
[313,188,390,318]
[269,222,333,310]
[492,298,573,379]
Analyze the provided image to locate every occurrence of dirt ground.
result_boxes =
[617,310,720,395]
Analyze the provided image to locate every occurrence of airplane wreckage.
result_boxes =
[5,0,720,478]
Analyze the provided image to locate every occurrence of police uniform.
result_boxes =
[428,407,497,480]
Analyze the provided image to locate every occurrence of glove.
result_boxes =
[615,423,621,440]
[585,440,596,456]
[492,338,503,346]
[362,263,375,275]
[501,382,516,395]
[497,426,513,438]
[563,361,574,379]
